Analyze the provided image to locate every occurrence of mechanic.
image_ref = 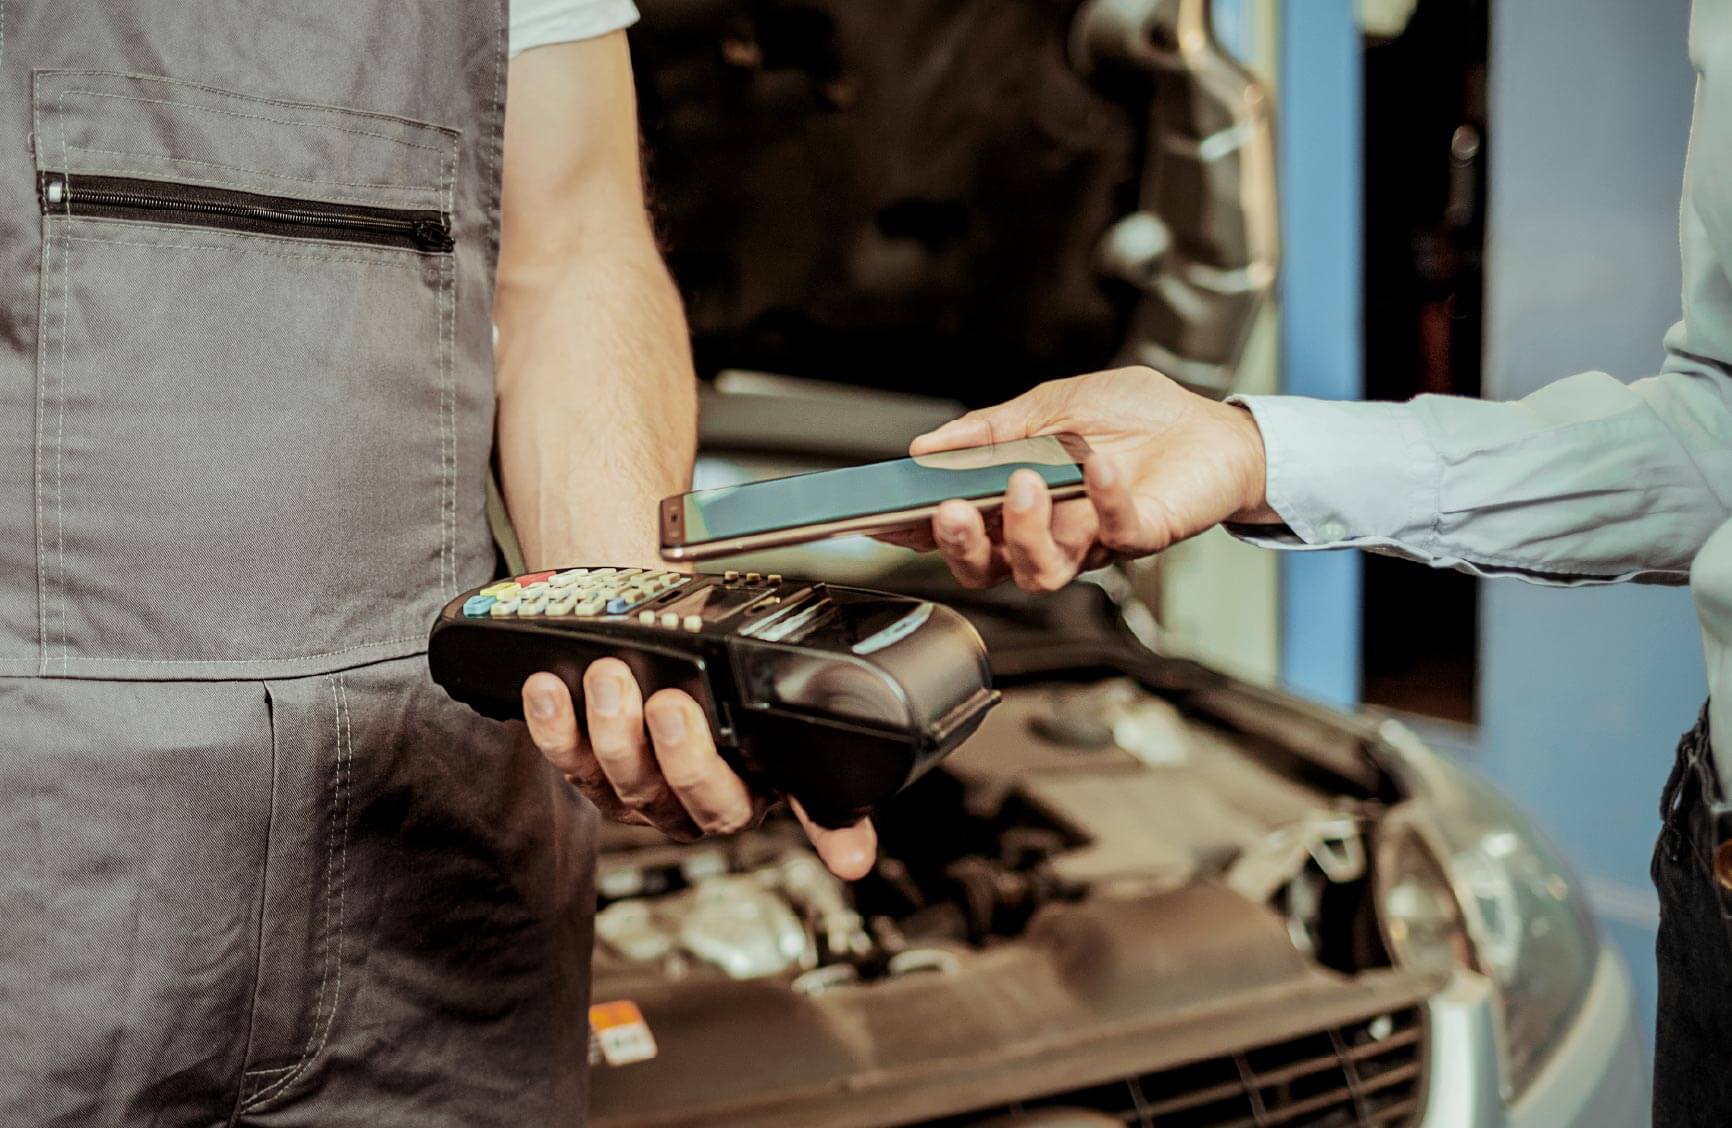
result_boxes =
[0,1,866,1124]
[901,5,1732,1121]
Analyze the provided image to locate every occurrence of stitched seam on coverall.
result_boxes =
[42,69,463,136]
[31,156,48,666]
[241,673,351,1108]
[439,142,455,598]
[60,89,448,154]
[55,101,69,671]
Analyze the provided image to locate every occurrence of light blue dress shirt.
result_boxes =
[1232,1,1732,798]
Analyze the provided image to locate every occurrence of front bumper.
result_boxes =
[1421,947,1647,1127]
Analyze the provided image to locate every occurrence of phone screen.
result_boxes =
[676,435,1085,545]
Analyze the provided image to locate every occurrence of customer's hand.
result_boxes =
[520,664,878,880]
[906,366,1277,591]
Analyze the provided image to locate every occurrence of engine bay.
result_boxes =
[585,657,1445,1126]
[593,679,1396,992]
[581,584,1447,1126]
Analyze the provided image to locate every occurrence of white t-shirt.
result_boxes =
[509,0,639,56]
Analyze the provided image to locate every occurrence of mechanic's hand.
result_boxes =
[904,366,1278,592]
[520,662,878,880]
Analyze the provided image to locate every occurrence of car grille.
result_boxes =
[942,1006,1426,1127]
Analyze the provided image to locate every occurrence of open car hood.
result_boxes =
[588,583,1435,1126]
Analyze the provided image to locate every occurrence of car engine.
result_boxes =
[595,678,1386,993]
[586,584,1445,1126]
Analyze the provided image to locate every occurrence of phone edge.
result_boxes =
[658,481,1090,563]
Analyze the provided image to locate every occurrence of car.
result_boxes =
[574,3,1651,1122]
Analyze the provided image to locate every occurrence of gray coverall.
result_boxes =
[0,3,597,1124]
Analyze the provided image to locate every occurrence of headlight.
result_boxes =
[1375,821,1475,976]
[1374,720,1599,1099]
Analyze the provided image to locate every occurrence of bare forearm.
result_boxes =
[495,233,696,569]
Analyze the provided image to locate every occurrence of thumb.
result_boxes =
[910,389,1053,455]
[790,798,878,880]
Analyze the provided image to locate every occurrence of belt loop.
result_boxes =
[1662,704,1711,864]
[1679,700,1732,896]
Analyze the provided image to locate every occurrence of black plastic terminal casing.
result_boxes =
[427,569,998,828]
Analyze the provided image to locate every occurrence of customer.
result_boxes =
[909,7,1732,1120]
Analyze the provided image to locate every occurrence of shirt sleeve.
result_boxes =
[1228,83,1732,588]
[509,0,639,57]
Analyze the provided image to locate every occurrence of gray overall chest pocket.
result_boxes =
[31,72,462,678]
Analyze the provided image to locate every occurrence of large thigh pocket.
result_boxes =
[0,678,275,1124]
[235,660,598,1121]
[31,72,462,678]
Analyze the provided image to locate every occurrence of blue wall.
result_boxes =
[1278,0,1364,710]
[1480,0,1703,1047]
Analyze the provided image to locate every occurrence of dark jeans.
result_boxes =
[1653,704,1732,1125]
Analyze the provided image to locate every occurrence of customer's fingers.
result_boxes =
[932,500,1005,587]
[790,798,878,881]
[1001,470,1075,592]
[644,689,762,836]
[1087,454,1156,555]
[1049,496,1101,564]
[584,659,700,839]
[521,672,646,825]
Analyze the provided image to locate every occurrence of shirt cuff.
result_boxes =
[1224,395,1441,552]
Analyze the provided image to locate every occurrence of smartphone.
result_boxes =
[660,433,1092,562]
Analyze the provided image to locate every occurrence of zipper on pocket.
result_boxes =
[39,172,455,253]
